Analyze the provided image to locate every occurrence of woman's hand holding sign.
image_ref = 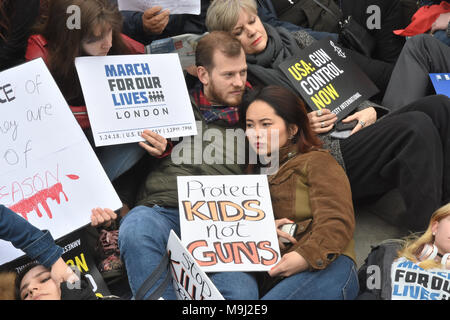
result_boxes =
[139,129,168,157]
[91,208,117,228]
[342,107,377,135]
[308,109,337,134]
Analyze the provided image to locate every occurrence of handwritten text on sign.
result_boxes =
[178,175,280,273]
[0,59,121,265]
[167,230,223,300]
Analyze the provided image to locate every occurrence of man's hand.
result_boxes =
[139,129,168,157]
[431,12,450,34]
[142,6,170,35]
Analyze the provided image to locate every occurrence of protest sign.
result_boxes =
[0,58,122,265]
[118,0,201,15]
[177,175,280,273]
[279,38,379,121]
[146,33,206,71]
[0,228,111,298]
[75,53,197,147]
[391,257,450,300]
[167,230,224,300]
[430,73,450,97]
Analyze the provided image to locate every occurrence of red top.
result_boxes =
[394,1,450,36]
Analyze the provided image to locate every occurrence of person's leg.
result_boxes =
[208,272,259,300]
[340,111,443,231]
[382,34,450,110]
[261,255,359,300]
[432,30,450,47]
[118,205,180,299]
[95,142,146,181]
[390,95,450,204]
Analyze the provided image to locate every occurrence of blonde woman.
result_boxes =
[358,204,450,300]
[206,0,450,233]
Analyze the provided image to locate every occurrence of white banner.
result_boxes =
[167,230,224,300]
[118,0,201,15]
[75,53,197,147]
[0,59,122,265]
[177,175,281,273]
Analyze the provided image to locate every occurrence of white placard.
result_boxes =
[118,0,201,15]
[177,175,281,273]
[167,230,224,300]
[75,53,197,147]
[0,59,122,265]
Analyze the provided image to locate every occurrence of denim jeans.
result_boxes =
[118,205,259,300]
[261,255,359,300]
[95,142,145,181]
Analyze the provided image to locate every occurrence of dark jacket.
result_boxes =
[0,0,40,71]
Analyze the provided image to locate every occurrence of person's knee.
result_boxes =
[118,206,160,251]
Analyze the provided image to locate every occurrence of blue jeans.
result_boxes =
[118,205,259,300]
[432,30,450,47]
[95,142,145,181]
[261,255,359,300]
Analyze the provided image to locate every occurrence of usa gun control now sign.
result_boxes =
[279,38,379,121]
[177,175,281,273]
[75,53,197,147]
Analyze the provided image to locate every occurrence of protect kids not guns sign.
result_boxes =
[75,53,197,147]
[279,38,379,120]
[177,175,281,273]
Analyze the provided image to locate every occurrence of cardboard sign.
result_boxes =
[167,230,224,300]
[118,0,201,15]
[430,73,450,97]
[0,59,122,265]
[0,228,111,298]
[279,38,379,120]
[75,53,197,147]
[177,175,280,273]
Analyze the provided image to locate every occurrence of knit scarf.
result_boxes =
[246,23,303,92]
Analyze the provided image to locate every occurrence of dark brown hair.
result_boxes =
[241,85,323,153]
[34,0,130,104]
[0,0,12,41]
[195,31,243,71]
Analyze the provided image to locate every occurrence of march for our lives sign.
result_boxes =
[391,257,450,300]
[75,53,197,147]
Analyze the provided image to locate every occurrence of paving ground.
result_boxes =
[353,189,409,268]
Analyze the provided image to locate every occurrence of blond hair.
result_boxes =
[397,203,450,269]
[206,0,258,32]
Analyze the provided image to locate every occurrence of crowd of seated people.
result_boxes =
[0,0,449,301]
